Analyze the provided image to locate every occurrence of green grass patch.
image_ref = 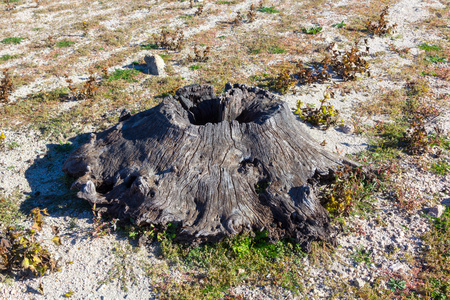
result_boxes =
[215,0,238,4]
[56,40,75,48]
[108,69,139,83]
[257,6,280,13]
[419,206,450,299]
[145,228,308,299]
[189,65,201,70]
[268,45,287,54]
[0,54,18,61]
[430,160,450,175]
[417,43,442,52]
[141,43,158,50]
[1,37,24,45]
[425,55,447,63]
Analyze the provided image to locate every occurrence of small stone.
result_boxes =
[354,278,365,288]
[389,263,405,272]
[144,54,166,76]
[341,124,354,134]
[427,205,445,218]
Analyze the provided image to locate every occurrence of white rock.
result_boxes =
[144,54,166,76]
[354,278,365,288]
[389,262,405,272]
[427,205,445,218]
[341,124,354,134]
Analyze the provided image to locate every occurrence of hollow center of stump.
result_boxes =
[188,98,268,125]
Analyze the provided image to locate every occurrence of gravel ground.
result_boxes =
[0,0,449,299]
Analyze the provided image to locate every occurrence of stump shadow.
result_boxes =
[21,133,92,219]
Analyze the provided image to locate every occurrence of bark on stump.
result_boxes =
[62,83,352,251]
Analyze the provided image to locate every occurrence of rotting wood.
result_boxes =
[62,83,356,251]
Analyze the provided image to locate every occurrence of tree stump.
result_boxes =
[62,83,353,251]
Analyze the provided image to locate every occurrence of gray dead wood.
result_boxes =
[62,83,353,251]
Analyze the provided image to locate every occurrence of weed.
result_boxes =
[56,40,75,48]
[152,27,184,51]
[430,160,450,175]
[0,69,13,104]
[294,92,339,128]
[89,204,117,238]
[65,70,99,100]
[270,68,296,95]
[296,41,369,84]
[302,26,323,35]
[387,278,407,291]
[107,69,139,83]
[194,5,203,16]
[257,6,280,14]
[0,208,61,277]
[366,6,397,36]
[319,165,378,217]
[186,46,210,63]
[247,4,256,22]
[0,37,23,45]
[329,41,370,81]
[233,11,243,25]
[332,21,346,28]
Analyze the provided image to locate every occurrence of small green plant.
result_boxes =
[257,6,280,13]
[387,278,407,291]
[294,92,339,128]
[302,26,323,34]
[332,21,346,28]
[418,43,442,52]
[108,69,139,83]
[56,40,75,48]
[430,160,450,175]
[425,55,447,63]
[189,65,201,70]
[0,37,24,45]
[350,246,373,266]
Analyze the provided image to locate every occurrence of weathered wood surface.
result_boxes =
[63,83,352,251]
